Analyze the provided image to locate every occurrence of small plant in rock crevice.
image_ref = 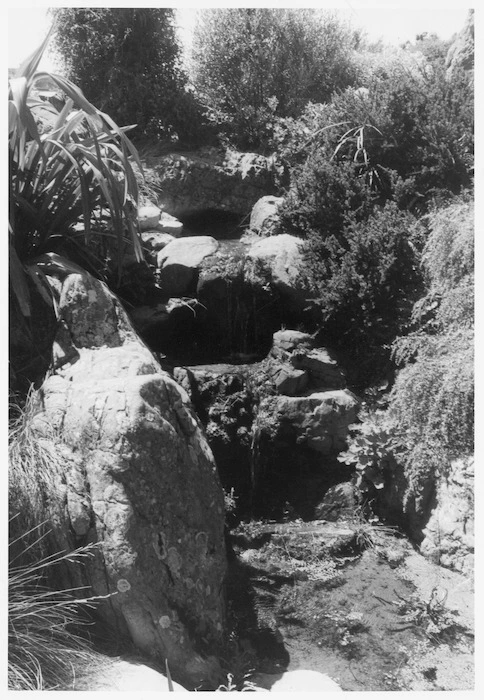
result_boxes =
[338,410,404,514]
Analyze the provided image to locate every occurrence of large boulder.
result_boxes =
[144,148,281,218]
[29,261,227,688]
[252,389,358,518]
[245,234,308,317]
[249,195,284,236]
[157,236,219,297]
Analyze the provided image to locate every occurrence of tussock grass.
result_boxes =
[8,524,101,691]
[8,390,109,690]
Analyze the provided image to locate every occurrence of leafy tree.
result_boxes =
[190,8,362,150]
[50,7,200,143]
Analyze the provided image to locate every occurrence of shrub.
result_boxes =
[9,32,144,315]
[274,50,473,211]
[278,156,374,242]
[190,8,362,150]
[390,198,474,495]
[280,162,423,383]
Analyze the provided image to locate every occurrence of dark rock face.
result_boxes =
[174,332,359,521]
[29,261,227,688]
[145,149,281,219]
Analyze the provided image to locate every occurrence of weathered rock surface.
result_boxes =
[157,236,219,297]
[252,669,342,691]
[419,458,474,575]
[72,656,188,691]
[141,230,175,252]
[159,211,185,237]
[128,297,203,360]
[249,195,284,236]
[144,148,281,218]
[245,234,308,316]
[139,204,162,231]
[173,330,356,520]
[314,482,357,521]
[30,260,227,688]
[257,390,358,456]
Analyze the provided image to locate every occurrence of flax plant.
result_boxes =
[9,29,144,318]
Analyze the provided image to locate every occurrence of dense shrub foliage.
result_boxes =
[275,58,473,212]
[390,199,474,470]
[50,7,204,144]
[190,8,363,150]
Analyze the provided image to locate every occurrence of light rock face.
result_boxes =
[246,234,308,315]
[249,195,284,236]
[252,669,342,692]
[157,236,220,297]
[139,204,162,231]
[145,149,281,218]
[31,262,226,688]
[73,656,189,692]
[419,458,474,575]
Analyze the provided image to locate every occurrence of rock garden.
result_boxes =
[8,8,474,693]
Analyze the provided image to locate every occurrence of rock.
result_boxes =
[195,249,282,361]
[179,363,256,514]
[144,148,281,218]
[128,298,203,360]
[270,331,346,389]
[245,234,308,317]
[446,10,474,78]
[251,389,358,518]
[419,458,474,575]
[159,211,184,237]
[31,262,226,688]
[249,195,284,236]
[271,329,315,357]
[139,205,161,231]
[262,390,358,455]
[314,482,357,521]
[157,236,219,297]
[252,669,342,692]
[141,230,175,252]
[272,365,308,396]
[72,656,189,691]
[291,348,346,390]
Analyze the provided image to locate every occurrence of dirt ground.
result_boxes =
[225,519,474,691]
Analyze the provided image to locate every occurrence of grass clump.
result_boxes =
[8,390,107,691]
[8,524,101,691]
